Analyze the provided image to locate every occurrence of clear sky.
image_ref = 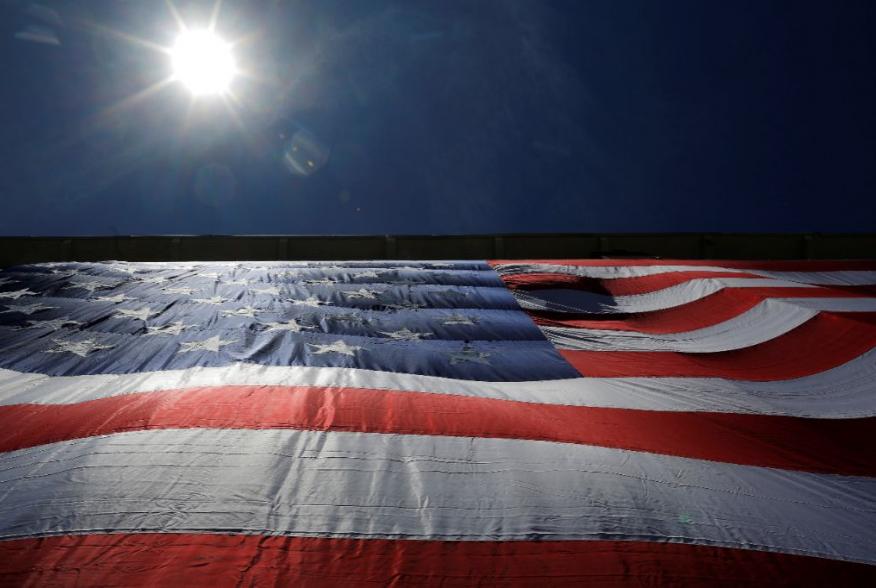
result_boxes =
[0,0,873,236]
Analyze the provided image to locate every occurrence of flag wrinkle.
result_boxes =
[0,258,873,583]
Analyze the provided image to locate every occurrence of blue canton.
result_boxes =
[0,261,579,381]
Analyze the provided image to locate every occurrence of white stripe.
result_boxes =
[774,297,876,311]
[540,297,876,353]
[494,263,739,279]
[0,428,873,563]
[541,300,816,352]
[757,271,876,286]
[1,347,875,418]
[495,263,876,285]
[514,278,816,314]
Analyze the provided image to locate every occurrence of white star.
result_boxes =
[378,328,432,341]
[27,318,82,330]
[343,288,381,300]
[193,296,229,305]
[0,302,57,315]
[145,322,191,336]
[252,286,281,296]
[46,338,115,357]
[95,294,136,303]
[163,286,195,295]
[289,296,327,308]
[262,318,309,332]
[110,265,138,274]
[63,281,112,293]
[114,307,159,321]
[449,344,491,366]
[49,269,76,276]
[308,340,362,357]
[221,306,260,318]
[326,312,367,324]
[383,301,424,310]
[0,288,37,299]
[178,335,236,353]
[443,314,477,326]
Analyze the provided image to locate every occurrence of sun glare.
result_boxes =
[171,31,236,96]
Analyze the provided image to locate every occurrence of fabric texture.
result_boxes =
[0,259,874,586]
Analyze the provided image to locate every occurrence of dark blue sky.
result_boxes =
[1,1,873,236]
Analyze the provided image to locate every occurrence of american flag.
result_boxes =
[0,259,874,585]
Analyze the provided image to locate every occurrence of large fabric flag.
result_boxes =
[0,259,874,585]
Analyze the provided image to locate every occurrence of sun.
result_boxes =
[170,30,236,96]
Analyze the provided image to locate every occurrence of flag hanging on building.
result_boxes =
[0,259,874,585]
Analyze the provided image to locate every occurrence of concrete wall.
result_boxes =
[1,233,874,267]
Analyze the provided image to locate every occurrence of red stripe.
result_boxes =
[1,533,872,587]
[490,259,876,271]
[1,385,872,475]
[560,312,876,379]
[530,288,872,333]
